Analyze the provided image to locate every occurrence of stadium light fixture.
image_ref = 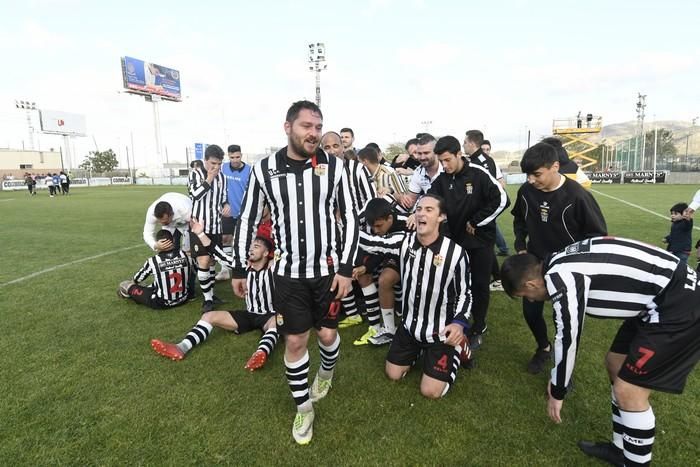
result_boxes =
[308,42,327,107]
[15,99,38,150]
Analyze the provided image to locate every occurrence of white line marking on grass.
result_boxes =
[0,244,142,287]
[0,199,16,202]
[592,189,700,231]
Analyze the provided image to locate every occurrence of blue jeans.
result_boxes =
[673,251,689,265]
[495,224,508,254]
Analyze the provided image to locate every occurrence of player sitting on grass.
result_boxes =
[118,230,193,309]
[150,221,279,371]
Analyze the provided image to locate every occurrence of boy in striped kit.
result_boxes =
[150,223,278,371]
[501,237,700,467]
[188,144,230,313]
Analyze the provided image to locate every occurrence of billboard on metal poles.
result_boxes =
[121,56,182,101]
[39,110,87,136]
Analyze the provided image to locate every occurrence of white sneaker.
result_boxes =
[118,280,135,298]
[368,328,394,346]
[489,280,504,292]
[309,374,333,402]
[292,409,315,445]
[214,268,231,281]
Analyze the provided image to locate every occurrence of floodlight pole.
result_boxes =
[15,100,37,150]
[653,116,658,183]
[636,93,646,170]
[686,117,698,167]
[308,43,327,107]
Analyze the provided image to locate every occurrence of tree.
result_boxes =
[383,142,406,161]
[79,149,119,174]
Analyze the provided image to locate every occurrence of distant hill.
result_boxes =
[492,119,700,166]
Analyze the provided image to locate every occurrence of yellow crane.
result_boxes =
[552,113,602,169]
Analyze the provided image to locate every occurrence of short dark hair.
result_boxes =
[405,138,419,150]
[340,127,354,137]
[417,133,436,146]
[357,147,379,164]
[434,136,461,156]
[419,193,446,216]
[671,202,689,214]
[365,198,394,225]
[286,100,323,124]
[500,253,542,298]
[204,145,224,160]
[254,235,274,254]
[465,130,484,147]
[190,159,204,171]
[482,140,491,148]
[541,137,570,163]
[154,201,173,219]
[520,142,558,174]
[365,142,380,152]
[228,144,241,153]
[155,229,174,243]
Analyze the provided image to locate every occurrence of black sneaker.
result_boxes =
[201,300,214,313]
[577,441,624,466]
[496,251,509,257]
[212,295,225,305]
[527,346,551,374]
[468,326,487,351]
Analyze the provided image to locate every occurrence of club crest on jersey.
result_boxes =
[565,239,591,255]
[465,182,473,194]
[194,244,199,253]
[539,201,550,222]
[314,164,327,177]
[276,313,284,327]
[433,254,444,267]
[274,252,282,261]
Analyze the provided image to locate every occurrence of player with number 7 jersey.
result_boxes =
[118,230,193,309]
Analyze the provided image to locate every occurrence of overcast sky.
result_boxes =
[1,0,698,168]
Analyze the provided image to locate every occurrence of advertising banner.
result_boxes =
[623,171,666,184]
[40,110,87,136]
[121,56,182,101]
[589,172,622,184]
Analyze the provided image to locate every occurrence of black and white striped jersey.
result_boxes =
[246,268,275,315]
[360,231,471,343]
[133,251,192,307]
[189,169,228,234]
[233,147,359,279]
[544,236,681,398]
[344,158,375,213]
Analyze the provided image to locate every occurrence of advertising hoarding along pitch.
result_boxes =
[39,110,87,136]
[121,56,182,101]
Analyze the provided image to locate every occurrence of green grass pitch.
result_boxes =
[1,184,698,465]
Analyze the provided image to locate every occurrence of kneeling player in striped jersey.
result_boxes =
[150,226,279,371]
[360,195,473,399]
[118,230,193,309]
[501,237,700,467]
